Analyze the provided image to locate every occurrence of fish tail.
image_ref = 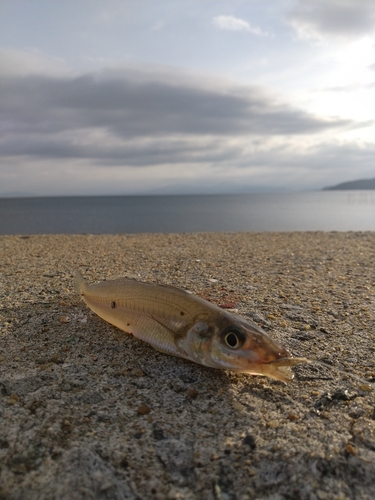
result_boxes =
[75,270,87,296]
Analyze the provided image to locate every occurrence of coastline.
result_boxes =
[1,232,375,499]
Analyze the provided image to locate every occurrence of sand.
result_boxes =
[0,232,374,500]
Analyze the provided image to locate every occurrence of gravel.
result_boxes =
[1,232,374,500]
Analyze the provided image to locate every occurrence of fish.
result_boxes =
[75,271,308,382]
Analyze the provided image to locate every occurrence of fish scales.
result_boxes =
[75,271,308,382]
[76,275,202,357]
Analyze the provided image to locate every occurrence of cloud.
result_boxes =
[212,15,269,36]
[0,50,373,196]
[1,69,351,156]
[288,0,375,40]
[0,47,72,77]
[0,67,354,175]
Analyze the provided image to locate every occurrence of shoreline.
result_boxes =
[1,232,375,499]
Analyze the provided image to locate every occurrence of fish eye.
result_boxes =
[223,327,244,349]
[225,332,240,348]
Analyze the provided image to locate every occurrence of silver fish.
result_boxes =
[75,271,307,382]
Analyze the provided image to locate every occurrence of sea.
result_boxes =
[0,191,374,235]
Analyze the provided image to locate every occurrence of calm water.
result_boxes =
[0,191,374,235]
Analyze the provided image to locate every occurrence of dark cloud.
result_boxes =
[288,0,375,38]
[0,69,353,166]
[1,133,238,167]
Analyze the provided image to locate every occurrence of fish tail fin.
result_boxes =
[75,270,87,296]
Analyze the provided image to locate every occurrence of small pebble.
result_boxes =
[137,404,150,415]
[288,413,299,421]
[187,389,199,398]
[232,401,245,411]
[359,384,372,392]
[219,302,237,309]
[345,444,356,455]
[267,420,280,429]
[131,368,146,377]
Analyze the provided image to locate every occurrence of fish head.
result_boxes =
[184,313,308,382]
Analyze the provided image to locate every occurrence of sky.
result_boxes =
[1,0,375,197]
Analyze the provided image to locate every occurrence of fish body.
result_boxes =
[75,271,307,382]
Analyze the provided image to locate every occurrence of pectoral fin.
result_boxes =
[109,308,188,360]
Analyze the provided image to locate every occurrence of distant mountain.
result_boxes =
[323,177,375,190]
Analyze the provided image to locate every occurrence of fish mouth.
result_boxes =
[238,356,309,382]
[263,356,309,382]
[267,357,309,367]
